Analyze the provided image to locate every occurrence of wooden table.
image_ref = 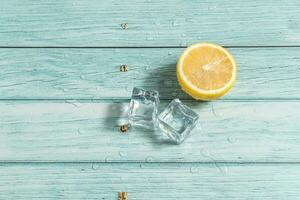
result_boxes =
[1,1,300,199]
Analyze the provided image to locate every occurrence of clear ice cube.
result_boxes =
[158,99,199,144]
[128,87,160,129]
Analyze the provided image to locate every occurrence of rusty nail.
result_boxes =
[118,192,127,200]
[121,23,128,29]
[120,65,128,72]
[119,124,129,133]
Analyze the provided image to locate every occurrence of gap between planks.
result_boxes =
[1,46,300,49]
[2,161,300,165]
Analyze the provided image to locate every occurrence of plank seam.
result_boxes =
[1,46,300,49]
[1,161,300,165]
[0,99,299,102]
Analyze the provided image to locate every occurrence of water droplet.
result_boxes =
[172,92,177,97]
[190,167,198,173]
[62,88,68,92]
[80,75,85,79]
[144,65,151,70]
[140,164,144,169]
[164,80,173,87]
[197,36,202,40]
[119,151,127,157]
[125,85,133,92]
[146,36,154,41]
[63,54,68,58]
[154,21,161,25]
[214,162,228,174]
[112,105,117,110]
[105,156,113,162]
[201,149,210,158]
[77,129,81,134]
[114,49,120,53]
[181,33,186,37]
[209,6,217,10]
[168,52,173,55]
[91,163,101,170]
[196,122,202,130]
[145,156,154,162]
[181,42,187,46]
[227,136,236,144]
[172,21,179,27]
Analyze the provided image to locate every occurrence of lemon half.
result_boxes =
[177,43,236,100]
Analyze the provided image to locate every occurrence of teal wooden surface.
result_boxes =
[0,0,300,46]
[1,101,299,162]
[1,48,300,100]
[1,163,300,199]
[1,0,300,199]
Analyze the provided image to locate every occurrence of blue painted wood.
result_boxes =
[1,100,299,162]
[1,163,300,199]
[1,48,299,100]
[1,0,299,198]
[0,0,299,46]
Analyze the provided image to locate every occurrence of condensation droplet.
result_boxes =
[209,5,217,10]
[172,20,179,27]
[80,75,85,79]
[181,33,186,37]
[105,156,113,162]
[62,88,68,92]
[146,36,154,41]
[114,49,120,53]
[190,167,198,174]
[91,163,101,170]
[77,129,81,134]
[214,162,228,174]
[172,92,177,97]
[164,80,173,87]
[145,156,154,162]
[168,52,173,55]
[197,36,202,40]
[201,148,210,158]
[144,65,151,70]
[181,42,187,46]
[196,122,202,131]
[227,136,236,144]
[140,164,144,169]
[119,151,127,157]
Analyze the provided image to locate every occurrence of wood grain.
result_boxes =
[1,100,299,162]
[0,0,299,46]
[1,163,300,199]
[1,47,300,100]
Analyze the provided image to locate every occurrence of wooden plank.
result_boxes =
[1,163,300,199]
[1,100,299,162]
[0,0,299,46]
[1,47,300,100]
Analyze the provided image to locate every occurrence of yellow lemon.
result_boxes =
[177,43,236,100]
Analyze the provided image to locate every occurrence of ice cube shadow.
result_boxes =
[142,63,190,100]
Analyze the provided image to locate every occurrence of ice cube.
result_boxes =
[158,99,199,144]
[128,87,160,129]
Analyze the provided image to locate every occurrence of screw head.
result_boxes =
[119,124,129,133]
[121,23,128,29]
[120,65,128,72]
